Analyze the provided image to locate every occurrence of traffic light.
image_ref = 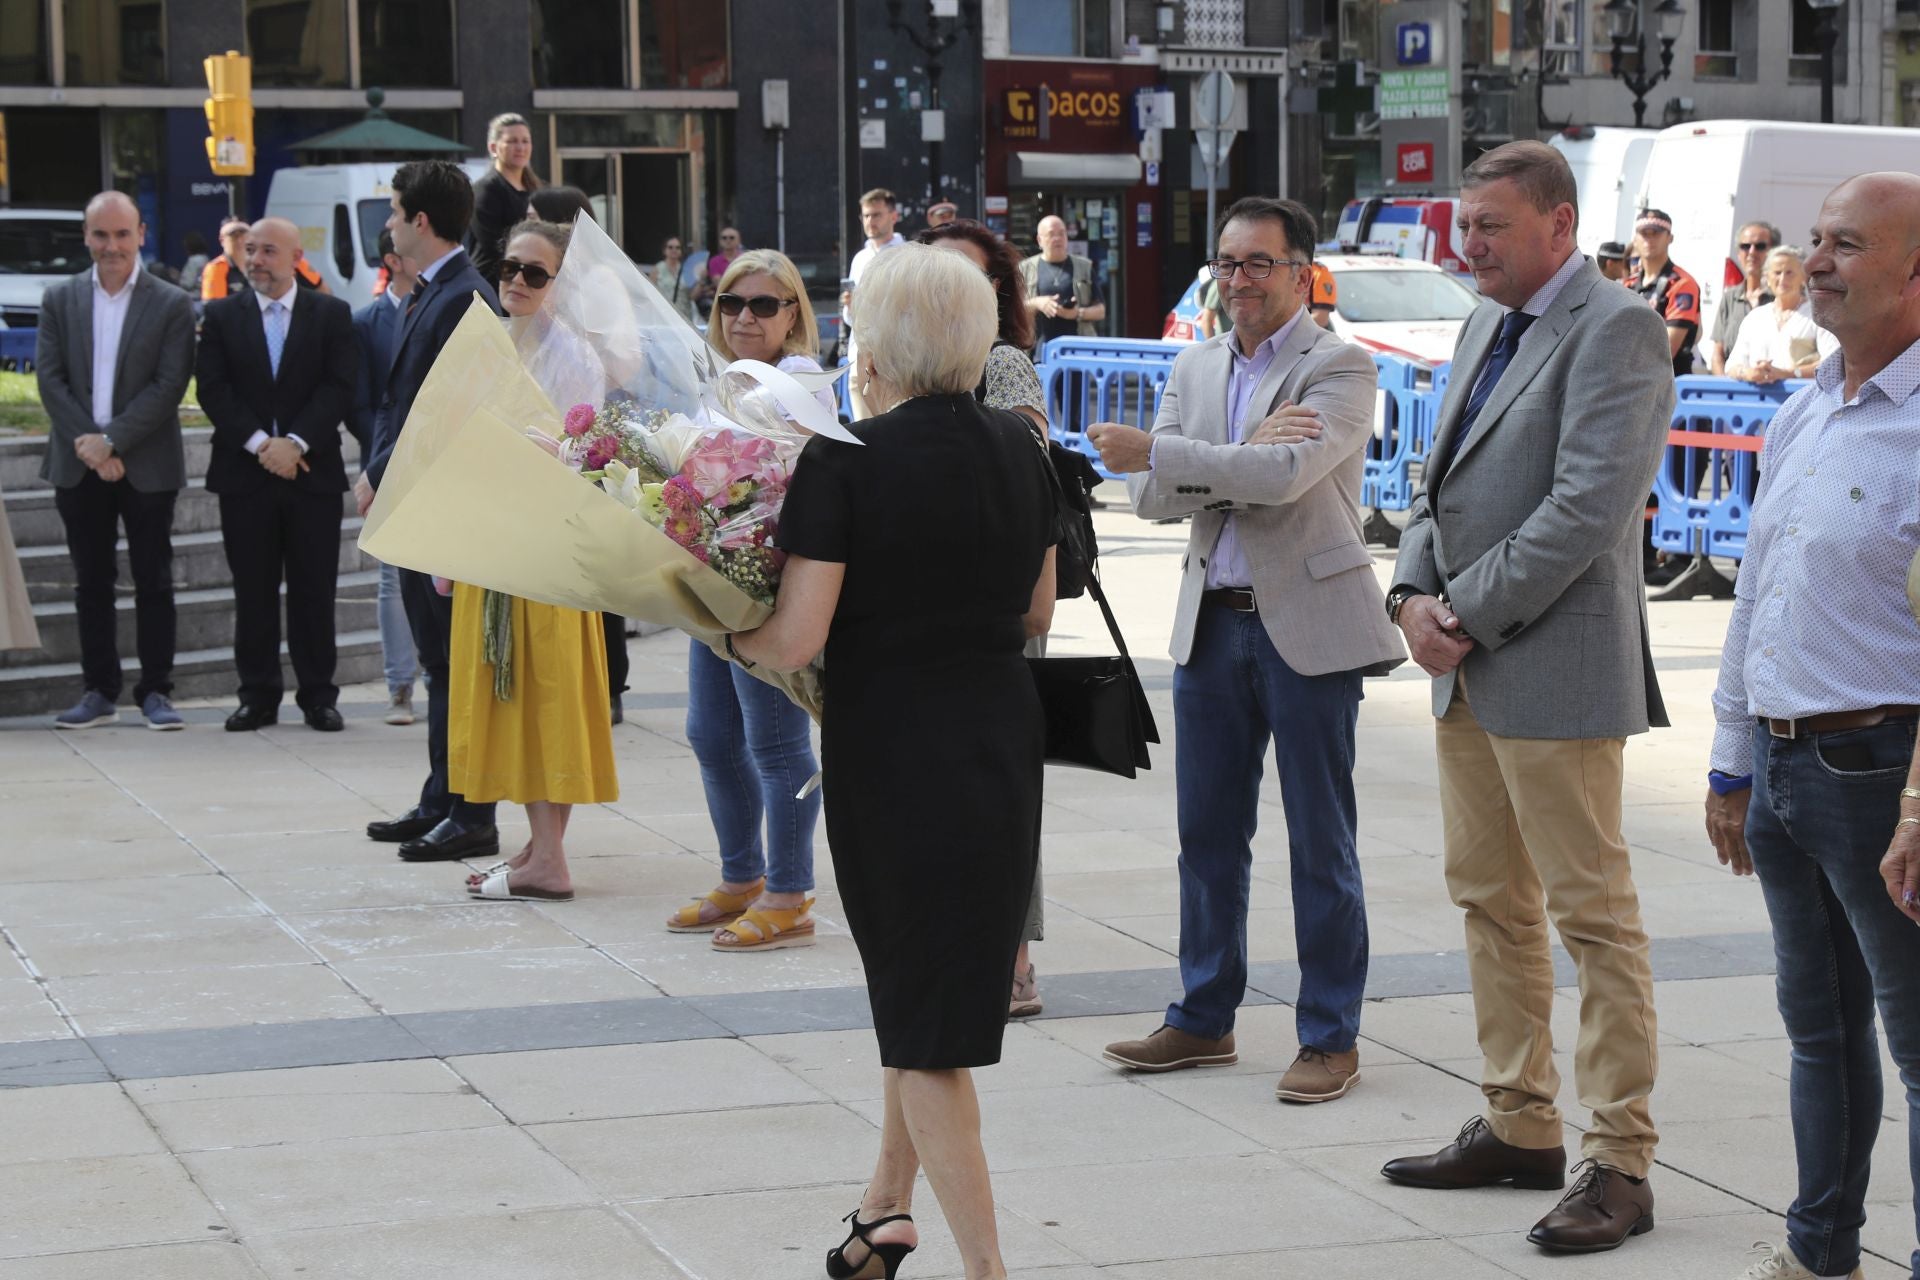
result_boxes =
[203,51,253,176]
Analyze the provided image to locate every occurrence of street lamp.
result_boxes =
[1806,0,1843,124]
[1604,0,1686,128]
[883,0,981,205]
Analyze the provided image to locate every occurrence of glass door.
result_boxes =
[556,151,621,248]
[1007,187,1124,336]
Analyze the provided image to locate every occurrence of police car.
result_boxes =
[1163,252,1479,372]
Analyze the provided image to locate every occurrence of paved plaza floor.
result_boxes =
[0,497,1911,1278]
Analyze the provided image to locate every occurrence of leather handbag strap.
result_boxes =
[1019,421,1135,665]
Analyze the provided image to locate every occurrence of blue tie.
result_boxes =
[265,300,287,380]
[1431,310,1535,485]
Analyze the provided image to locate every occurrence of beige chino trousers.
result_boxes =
[1435,682,1660,1177]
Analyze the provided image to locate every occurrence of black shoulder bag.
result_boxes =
[1021,425,1159,778]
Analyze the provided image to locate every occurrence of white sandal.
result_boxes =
[466,867,575,902]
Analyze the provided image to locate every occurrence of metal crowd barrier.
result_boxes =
[0,328,35,372]
[1034,339,1179,480]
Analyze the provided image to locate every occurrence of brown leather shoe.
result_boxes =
[1276,1047,1360,1103]
[1526,1161,1653,1252]
[1102,1024,1237,1073]
[1381,1116,1567,1190]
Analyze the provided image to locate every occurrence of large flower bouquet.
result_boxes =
[358,214,849,716]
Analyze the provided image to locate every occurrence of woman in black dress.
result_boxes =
[732,243,1056,1280]
[466,112,540,289]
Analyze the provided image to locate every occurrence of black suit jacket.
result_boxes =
[197,288,358,497]
[349,292,404,456]
[366,248,501,488]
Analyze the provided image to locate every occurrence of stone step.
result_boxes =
[17,519,373,605]
[5,477,358,550]
[0,630,386,719]
[4,570,381,670]
[0,428,218,494]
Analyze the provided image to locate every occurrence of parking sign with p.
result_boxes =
[1396,22,1433,65]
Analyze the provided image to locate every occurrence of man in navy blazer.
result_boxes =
[358,160,504,864]
[197,217,358,733]
[348,229,415,456]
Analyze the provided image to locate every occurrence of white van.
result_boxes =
[1547,126,1656,259]
[264,160,488,311]
[1635,120,1920,321]
[0,209,88,329]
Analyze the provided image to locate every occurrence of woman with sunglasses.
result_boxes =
[663,249,833,952]
[453,219,619,903]
[651,235,698,322]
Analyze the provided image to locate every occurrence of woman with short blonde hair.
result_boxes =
[1727,245,1837,384]
[706,249,821,361]
[732,242,1057,1280]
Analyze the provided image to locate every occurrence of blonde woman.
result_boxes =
[466,112,542,290]
[1727,246,1838,385]
[665,249,832,951]
[455,220,617,902]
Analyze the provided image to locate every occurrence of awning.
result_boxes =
[1009,152,1144,186]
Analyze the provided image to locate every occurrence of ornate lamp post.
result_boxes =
[1603,0,1687,128]
[883,0,982,202]
[1806,0,1843,124]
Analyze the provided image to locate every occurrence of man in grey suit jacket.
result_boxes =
[35,191,196,731]
[1087,197,1404,1103]
[1377,142,1673,1255]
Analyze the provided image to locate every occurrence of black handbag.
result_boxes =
[1028,573,1159,777]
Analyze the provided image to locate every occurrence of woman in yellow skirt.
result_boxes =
[454,219,618,902]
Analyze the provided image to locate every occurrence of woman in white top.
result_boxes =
[665,249,831,952]
[651,235,699,323]
[1727,246,1838,385]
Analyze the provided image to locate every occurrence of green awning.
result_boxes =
[291,87,468,156]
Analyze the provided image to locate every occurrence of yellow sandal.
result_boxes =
[712,899,816,952]
[665,878,765,933]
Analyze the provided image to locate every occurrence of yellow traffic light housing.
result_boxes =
[204,51,254,176]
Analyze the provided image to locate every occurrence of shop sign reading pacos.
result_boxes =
[990,62,1151,148]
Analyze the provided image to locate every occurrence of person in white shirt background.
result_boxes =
[841,188,905,420]
[1724,245,1838,386]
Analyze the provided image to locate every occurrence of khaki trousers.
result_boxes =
[1436,682,1659,1176]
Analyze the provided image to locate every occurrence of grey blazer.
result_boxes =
[1128,319,1406,677]
[35,269,196,493]
[1392,257,1674,740]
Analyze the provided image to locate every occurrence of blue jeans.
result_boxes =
[685,639,820,894]
[378,561,417,694]
[1748,719,1920,1280]
[1166,604,1368,1050]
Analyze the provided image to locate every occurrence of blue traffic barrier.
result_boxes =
[1650,376,1805,577]
[1034,339,1181,480]
[0,328,35,372]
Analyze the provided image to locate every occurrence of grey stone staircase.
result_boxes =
[0,429,386,718]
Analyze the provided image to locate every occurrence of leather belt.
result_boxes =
[1201,587,1257,613]
[1764,706,1920,739]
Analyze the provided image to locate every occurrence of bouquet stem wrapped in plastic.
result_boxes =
[358,215,852,717]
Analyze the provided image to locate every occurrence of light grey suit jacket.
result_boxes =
[1129,318,1406,677]
[34,269,196,493]
[1392,257,1674,740]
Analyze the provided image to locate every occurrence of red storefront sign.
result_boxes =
[1395,142,1435,185]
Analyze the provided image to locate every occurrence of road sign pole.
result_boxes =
[1204,161,1218,259]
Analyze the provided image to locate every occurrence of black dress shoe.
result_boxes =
[303,705,344,732]
[1381,1116,1566,1191]
[367,806,442,843]
[225,704,279,732]
[1526,1162,1654,1253]
[398,819,501,862]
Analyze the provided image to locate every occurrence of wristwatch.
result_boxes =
[1385,585,1418,625]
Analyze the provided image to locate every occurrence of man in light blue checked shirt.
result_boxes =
[1706,172,1920,1280]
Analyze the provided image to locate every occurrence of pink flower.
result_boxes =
[661,474,702,517]
[664,514,705,554]
[683,431,780,503]
[583,435,619,470]
[563,404,597,438]
[713,521,763,552]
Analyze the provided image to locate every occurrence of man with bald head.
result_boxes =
[196,216,358,732]
[1706,171,1920,1280]
[35,190,196,729]
[1019,214,1106,343]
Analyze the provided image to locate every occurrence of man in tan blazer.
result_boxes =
[1379,141,1672,1255]
[1088,196,1404,1104]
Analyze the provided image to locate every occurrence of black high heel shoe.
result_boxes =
[825,1207,916,1280]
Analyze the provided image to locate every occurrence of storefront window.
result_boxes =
[1010,0,1077,56]
[63,0,166,86]
[0,0,51,85]
[247,0,350,87]
[639,0,728,89]
[532,0,624,88]
[360,0,454,86]
[554,111,687,150]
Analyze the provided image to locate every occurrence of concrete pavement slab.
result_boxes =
[396,995,726,1058]
[240,1208,686,1280]
[0,1153,227,1258]
[87,1011,424,1079]
[0,1082,164,1164]
[334,946,664,1014]
[0,1242,266,1279]
[50,963,376,1037]
[0,1037,107,1087]
[450,1038,826,1125]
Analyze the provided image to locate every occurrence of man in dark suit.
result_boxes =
[34,191,196,731]
[357,160,503,863]
[196,217,358,732]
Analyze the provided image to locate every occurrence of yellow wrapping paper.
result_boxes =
[359,296,822,715]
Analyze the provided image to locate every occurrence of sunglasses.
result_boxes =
[717,293,795,319]
[498,259,556,288]
[1737,241,1772,252]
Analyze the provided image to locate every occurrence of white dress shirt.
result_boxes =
[245,282,309,456]
[1727,300,1839,375]
[1709,337,1920,775]
[845,233,905,357]
[90,264,139,432]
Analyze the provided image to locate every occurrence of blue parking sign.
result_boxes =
[1397,22,1432,65]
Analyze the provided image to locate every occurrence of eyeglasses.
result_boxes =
[1736,241,1772,252]
[717,293,795,319]
[1205,257,1306,281]
[498,259,556,288]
